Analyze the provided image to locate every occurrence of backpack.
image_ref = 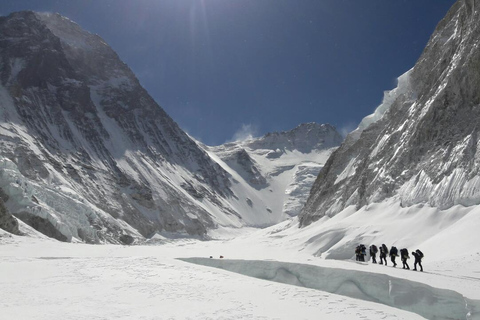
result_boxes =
[416,249,424,259]
[382,244,388,253]
[390,246,398,256]
[400,248,409,258]
[371,245,378,254]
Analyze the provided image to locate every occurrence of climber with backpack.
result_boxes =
[400,248,410,269]
[379,244,388,265]
[389,246,398,267]
[412,249,424,271]
[360,244,367,262]
[355,245,361,261]
[369,244,378,264]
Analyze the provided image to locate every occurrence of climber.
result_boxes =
[412,249,424,272]
[400,248,410,269]
[389,246,398,267]
[369,244,378,264]
[379,244,388,265]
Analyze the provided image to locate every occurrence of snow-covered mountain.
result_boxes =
[300,0,480,226]
[0,11,244,242]
[208,123,342,221]
[0,11,342,243]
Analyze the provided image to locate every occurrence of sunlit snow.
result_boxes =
[2,200,480,320]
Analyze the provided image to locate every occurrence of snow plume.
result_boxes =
[339,122,357,138]
[230,123,259,142]
[354,69,414,136]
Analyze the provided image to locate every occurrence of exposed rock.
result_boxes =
[119,234,135,245]
[248,123,343,153]
[0,194,20,235]
[14,212,66,241]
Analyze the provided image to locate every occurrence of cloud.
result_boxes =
[229,124,259,143]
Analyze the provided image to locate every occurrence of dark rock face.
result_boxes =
[119,234,135,245]
[15,212,67,241]
[300,1,480,226]
[222,149,268,189]
[0,11,235,241]
[0,189,20,235]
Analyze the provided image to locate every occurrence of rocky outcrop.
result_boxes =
[300,0,480,226]
[0,188,20,235]
[220,148,267,189]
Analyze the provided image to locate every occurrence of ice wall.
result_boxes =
[0,157,127,242]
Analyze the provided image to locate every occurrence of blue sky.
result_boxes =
[2,0,456,145]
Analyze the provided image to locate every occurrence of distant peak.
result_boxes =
[247,122,343,153]
[292,122,336,131]
[264,122,337,138]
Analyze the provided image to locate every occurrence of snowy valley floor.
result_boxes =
[2,201,480,319]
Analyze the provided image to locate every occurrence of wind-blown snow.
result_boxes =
[351,69,414,140]
[35,12,107,50]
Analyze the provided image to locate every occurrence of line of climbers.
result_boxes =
[355,244,424,271]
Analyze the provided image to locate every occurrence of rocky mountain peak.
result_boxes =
[299,0,480,226]
[34,12,135,82]
[247,123,343,153]
[0,11,238,242]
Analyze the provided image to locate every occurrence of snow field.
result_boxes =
[2,197,480,319]
[0,236,424,320]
